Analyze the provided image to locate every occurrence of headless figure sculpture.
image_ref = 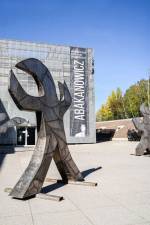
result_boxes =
[9,58,84,199]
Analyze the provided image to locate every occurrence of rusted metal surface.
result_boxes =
[9,58,84,199]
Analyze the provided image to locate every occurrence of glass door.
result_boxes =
[17,127,36,146]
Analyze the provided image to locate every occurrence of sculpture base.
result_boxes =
[45,178,98,187]
[5,178,97,201]
[37,193,63,201]
[5,187,63,201]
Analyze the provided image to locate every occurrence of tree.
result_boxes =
[96,79,149,121]
[96,104,113,121]
[124,79,148,117]
[96,88,125,121]
[107,88,125,120]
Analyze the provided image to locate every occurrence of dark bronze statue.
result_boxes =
[9,58,84,199]
[132,103,150,156]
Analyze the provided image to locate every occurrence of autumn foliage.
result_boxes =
[96,79,149,121]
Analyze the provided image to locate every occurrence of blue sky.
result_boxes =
[0,0,150,111]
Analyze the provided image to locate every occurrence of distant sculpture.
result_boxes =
[9,58,84,199]
[0,112,27,134]
[132,103,150,156]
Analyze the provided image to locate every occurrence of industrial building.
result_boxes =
[0,39,95,145]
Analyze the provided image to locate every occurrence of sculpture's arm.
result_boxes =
[0,117,27,134]
[9,70,41,111]
[7,117,28,127]
[16,59,59,106]
[58,81,72,116]
[132,117,144,131]
[140,103,150,116]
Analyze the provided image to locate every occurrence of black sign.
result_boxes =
[70,47,89,137]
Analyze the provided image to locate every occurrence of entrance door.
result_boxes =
[17,127,25,146]
[17,127,36,146]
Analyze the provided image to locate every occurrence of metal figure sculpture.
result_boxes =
[132,103,150,156]
[0,112,27,134]
[9,58,84,199]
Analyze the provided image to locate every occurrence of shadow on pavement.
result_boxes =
[41,182,66,194]
[144,151,150,157]
[82,166,102,178]
[41,166,102,194]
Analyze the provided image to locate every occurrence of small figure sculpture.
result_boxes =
[132,103,150,156]
[9,58,84,199]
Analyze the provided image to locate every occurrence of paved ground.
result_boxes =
[0,141,150,225]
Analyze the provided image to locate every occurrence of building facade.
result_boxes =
[0,39,95,145]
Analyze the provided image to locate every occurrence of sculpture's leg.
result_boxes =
[10,120,57,199]
[46,121,84,182]
[53,147,69,182]
[135,143,144,156]
[53,140,84,182]
[135,135,149,156]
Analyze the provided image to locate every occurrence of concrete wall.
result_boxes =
[96,118,135,140]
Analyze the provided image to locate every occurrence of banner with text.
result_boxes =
[70,47,89,137]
